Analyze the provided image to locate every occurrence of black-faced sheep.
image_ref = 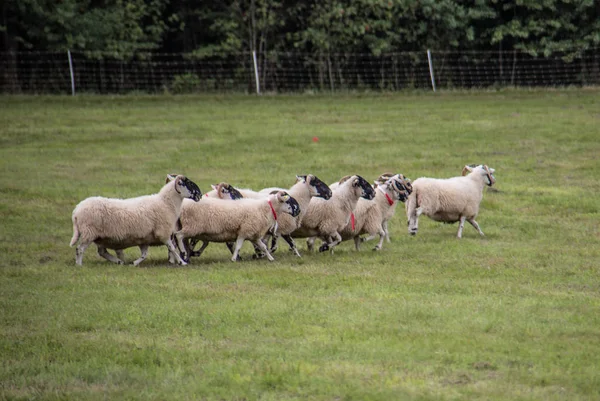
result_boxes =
[175,191,301,262]
[69,175,202,266]
[292,175,375,253]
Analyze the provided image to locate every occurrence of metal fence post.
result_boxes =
[252,51,260,94]
[68,50,75,96]
[427,49,436,92]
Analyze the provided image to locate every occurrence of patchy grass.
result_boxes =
[0,89,599,400]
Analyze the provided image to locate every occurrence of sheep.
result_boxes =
[185,182,244,256]
[373,173,413,243]
[174,191,301,262]
[340,173,412,251]
[256,175,332,257]
[291,175,375,253]
[406,164,496,238]
[69,175,202,266]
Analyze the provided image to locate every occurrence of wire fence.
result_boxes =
[1,49,599,94]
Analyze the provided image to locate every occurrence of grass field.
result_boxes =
[1,89,599,400]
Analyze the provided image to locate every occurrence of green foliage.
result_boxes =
[0,90,600,399]
[1,0,171,55]
[169,73,220,93]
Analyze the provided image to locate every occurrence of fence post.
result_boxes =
[68,50,75,96]
[252,50,260,94]
[427,49,436,92]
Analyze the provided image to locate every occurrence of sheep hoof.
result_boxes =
[318,244,329,252]
[372,247,381,251]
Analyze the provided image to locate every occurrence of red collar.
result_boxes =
[351,213,355,231]
[384,193,394,206]
[267,200,278,220]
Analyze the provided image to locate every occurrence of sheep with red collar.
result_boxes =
[292,175,375,253]
[69,175,202,266]
[406,164,496,238]
[341,174,412,251]
[257,175,332,257]
[174,191,300,262]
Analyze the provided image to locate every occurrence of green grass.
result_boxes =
[1,89,599,400]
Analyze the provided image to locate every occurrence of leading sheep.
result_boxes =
[406,164,496,238]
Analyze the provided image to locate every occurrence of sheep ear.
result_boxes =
[489,168,495,174]
[211,184,218,190]
[166,174,177,183]
[277,191,290,202]
[462,165,473,176]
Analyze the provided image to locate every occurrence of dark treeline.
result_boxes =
[2,0,599,57]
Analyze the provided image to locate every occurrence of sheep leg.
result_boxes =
[253,239,274,262]
[132,245,149,266]
[97,246,124,265]
[383,221,391,243]
[408,207,422,235]
[189,238,200,251]
[468,218,485,236]
[191,241,210,258]
[116,249,126,263]
[252,240,267,259]
[75,241,91,265]
[328,232,343,254]
[353,236,361,251]
[166,238,187,265]
[457,216,466,239]
[318,235,332,252]
[282,235,301,257]
[306,237,316,252]
[231,237,245,262]
[361,234,376,243]
[320,233,341,253]
[372,228,386,251]
[269,234,278,253]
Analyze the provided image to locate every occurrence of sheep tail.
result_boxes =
[70,217,80,247]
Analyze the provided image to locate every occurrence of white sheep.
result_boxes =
[174,191,301,262]
[292,175,375,253]
[406,164,496,238]
[256,175,332,257]
[69,175,202,266]
[340,173,412,251]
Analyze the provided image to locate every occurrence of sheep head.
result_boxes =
[276,191,301,217]
[352,175,375,200]
[298,174,332,200]
[165,174,202,201]
[211,182,243,200]
[386,174,412,202]
[462,165,496,186]
[175,175,202,201]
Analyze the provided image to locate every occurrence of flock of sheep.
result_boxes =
[69,165,496,266]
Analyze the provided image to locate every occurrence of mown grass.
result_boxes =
[0,89,599,400]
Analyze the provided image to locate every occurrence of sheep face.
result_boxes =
[462,165,496,186]
[175,176,202,201]
[387,174,413,202]
[276,191,301,217]
[299,174,332,200]
[353,175,375,200]
[211,182,243,200]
